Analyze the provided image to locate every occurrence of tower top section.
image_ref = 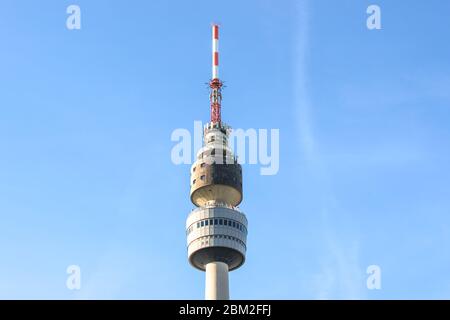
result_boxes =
[210,24,223,124]
[185,24,248,300]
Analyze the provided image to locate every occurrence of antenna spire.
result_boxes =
[210,24,223,123]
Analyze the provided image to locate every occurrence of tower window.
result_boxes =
[201,221,204,227]
[197,222,200,228]
[214,219,218,225]
[219,219,223,225]
[201,163,206,168]
[210,219,214,225]
[200,175,206,181]
[205,220,209,226]
[192,179,196,184]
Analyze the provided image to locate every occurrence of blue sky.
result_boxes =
[1,0,450,299]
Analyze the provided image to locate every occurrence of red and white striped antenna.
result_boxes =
[212,24,219,80]
[209,24,223,123]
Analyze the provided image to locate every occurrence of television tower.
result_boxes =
[185,24,247,300]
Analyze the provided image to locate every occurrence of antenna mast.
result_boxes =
[210,24,223,123]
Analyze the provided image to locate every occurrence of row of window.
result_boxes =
[193,160,241,172]
[196,235,246,250]
[186,218,247,235]
[193,163,207,173]
[207,136,227,144]
[192,175,206,185]
[193,175,242,185]
[195,149,237,164]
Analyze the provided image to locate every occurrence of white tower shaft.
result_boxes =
[205,262,229,300]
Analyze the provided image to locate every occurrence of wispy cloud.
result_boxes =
[293,0,315,163]
[311,212,366,299]
[292,0,366,299]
